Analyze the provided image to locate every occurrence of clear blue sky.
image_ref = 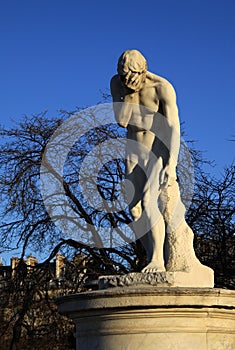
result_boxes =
[0,0,234,172]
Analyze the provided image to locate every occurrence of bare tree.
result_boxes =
[0,108,234,348]
[189,164,235,288]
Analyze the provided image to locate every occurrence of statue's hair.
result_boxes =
[117,50,147,75]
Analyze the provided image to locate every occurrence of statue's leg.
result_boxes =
[125,160,152,260]
[141,157,166,272]
[125,160,144,221]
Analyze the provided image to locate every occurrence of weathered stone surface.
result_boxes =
[98,272,174,289]
[98,268,214,289]
[57,288,235,350]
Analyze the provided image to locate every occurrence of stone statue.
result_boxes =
[110,49,213,282]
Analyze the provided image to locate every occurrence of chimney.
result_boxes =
[11,257,20,276]
[55,254,65,279]
[26,255,38,271]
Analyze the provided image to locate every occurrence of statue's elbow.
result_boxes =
[118,121,128,128]
[114,115,128,128]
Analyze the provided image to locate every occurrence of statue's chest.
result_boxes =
[139,88,159,112]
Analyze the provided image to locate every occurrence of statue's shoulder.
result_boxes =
[147,71,174,90]
[110,74,120,88]
[147,72,176,102]
[110,75,122,96]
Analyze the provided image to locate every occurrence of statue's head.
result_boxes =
[117,50,147,91]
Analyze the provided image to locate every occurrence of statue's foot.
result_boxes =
[142,261,166,273]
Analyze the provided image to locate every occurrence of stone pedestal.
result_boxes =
[98,270,214,289]
[57,287,235,350]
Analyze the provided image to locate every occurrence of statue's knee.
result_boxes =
[130,206,141,220]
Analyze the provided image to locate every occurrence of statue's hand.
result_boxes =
[159,167,168,189]
[126,72,141,89]
[120,71,143,93]
[159,159,176,189]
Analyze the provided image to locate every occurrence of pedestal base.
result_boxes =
[57,287,235,350]
[98,269,214,289]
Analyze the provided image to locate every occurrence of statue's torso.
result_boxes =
[127,77,162,159]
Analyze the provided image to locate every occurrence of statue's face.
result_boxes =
[117,50,147,92]
[119,69,146,92]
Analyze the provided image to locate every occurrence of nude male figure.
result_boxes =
[110,49,180,272]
